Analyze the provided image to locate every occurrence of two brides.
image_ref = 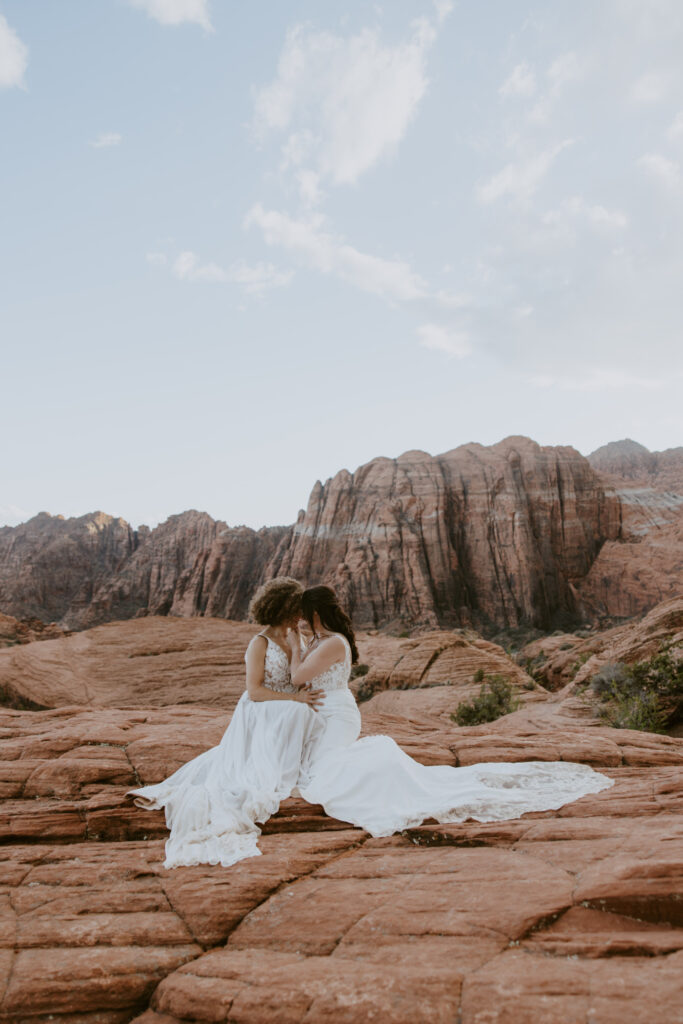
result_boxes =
[128,577,613,869]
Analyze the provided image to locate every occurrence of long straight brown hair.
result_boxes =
[301,585,359,664]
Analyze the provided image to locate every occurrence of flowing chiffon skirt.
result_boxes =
[128,692,322,868]
[299,690,614,837]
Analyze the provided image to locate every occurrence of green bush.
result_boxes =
[451,674,521,727]
[350,663,370,679]
[589,648,683,732]
[473,667,485,683]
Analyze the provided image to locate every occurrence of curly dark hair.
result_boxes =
[301,585,359,663]
[249,577,303,626]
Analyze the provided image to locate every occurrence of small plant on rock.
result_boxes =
[451,674,521,726]
[589,648,683,732]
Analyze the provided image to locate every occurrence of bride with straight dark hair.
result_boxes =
[289,585,614,837]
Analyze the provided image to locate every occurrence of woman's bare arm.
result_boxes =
[245,636,323,708]
[289,633,346,688]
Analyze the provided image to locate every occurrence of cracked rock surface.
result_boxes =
[1,619,683,1021]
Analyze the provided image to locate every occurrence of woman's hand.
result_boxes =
[295,684,324,710]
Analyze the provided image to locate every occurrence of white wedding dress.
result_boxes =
[128,634,323,868]
[298,634,614,837]
[129,632,614,868]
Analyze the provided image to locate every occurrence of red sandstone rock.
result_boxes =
[579,440,683,621]
[0,511,140,625]
[0,617,257,711]
[269,436,621,632]
[0,612,69,648]
[1,684,683,1020]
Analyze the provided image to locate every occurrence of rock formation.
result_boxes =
[269,436,621,631]
[0,511,140,624]
[0,613,69,648]
[577,441,683,621]
[3,435,682,634]
[1,601,682,1020]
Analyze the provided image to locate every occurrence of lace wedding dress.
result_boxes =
[298,634,614,836]
[127,635,322,868]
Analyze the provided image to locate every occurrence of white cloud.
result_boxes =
[433,0,454,24]
[90,132,122,149]
[528,51,584,123]
[418,323,471,358]
[499,62,536,99]
[630,69,674,104]
[0,14,28,89]
[252,11,450,192]
[476,139,574,205]
[638,152,682,192]
[0,503,29,527]
[542,195,629,233]
[127,0,212,30]
[245,203,429,302]
[668,111,683,141]
[170,250,293,293]
[226,259,294,294]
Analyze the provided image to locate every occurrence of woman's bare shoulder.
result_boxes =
[245,633,267,657]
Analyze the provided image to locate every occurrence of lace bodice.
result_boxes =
[248,634,296,693]
[308,634,352,692]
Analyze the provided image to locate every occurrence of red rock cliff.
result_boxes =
[268,436,621,631]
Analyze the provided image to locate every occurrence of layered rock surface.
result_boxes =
[579,440,683,620]
[518,596,683,692]
[2,693,683,1021]
[270,436,621,631]
[1,436,681,634]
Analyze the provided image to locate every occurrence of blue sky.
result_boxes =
[1,0,682,529]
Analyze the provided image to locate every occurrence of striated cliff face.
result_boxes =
[578,441,683,621]
[0,511,140,624]
[70,513,287,630]
[588,438,683,490]
[3,435,680,633]
[269,436,621,632]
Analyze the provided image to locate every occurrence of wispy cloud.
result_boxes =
[668,111,683,142]
[127,0,212,31]
[476,139,575,205]
[542,195,629,234]
[0,14,28,89]
[638,152,682,192]
[630,69,675,104]
[244,204,428,302]
[417,323,471,358]
[499,61,536,99]
[528,51,585,123]
[170,250,293,294]
[90,132,122,149]
[251,8,451,203]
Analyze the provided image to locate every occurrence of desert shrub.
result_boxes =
[473,667,485,683]
[350,663,369,679]
[451,674,521,727]
[589,648,683,732]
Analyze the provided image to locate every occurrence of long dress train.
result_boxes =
[298,634,614,836]
[127,635,322,868]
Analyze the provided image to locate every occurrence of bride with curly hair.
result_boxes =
[128,577,323,868]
